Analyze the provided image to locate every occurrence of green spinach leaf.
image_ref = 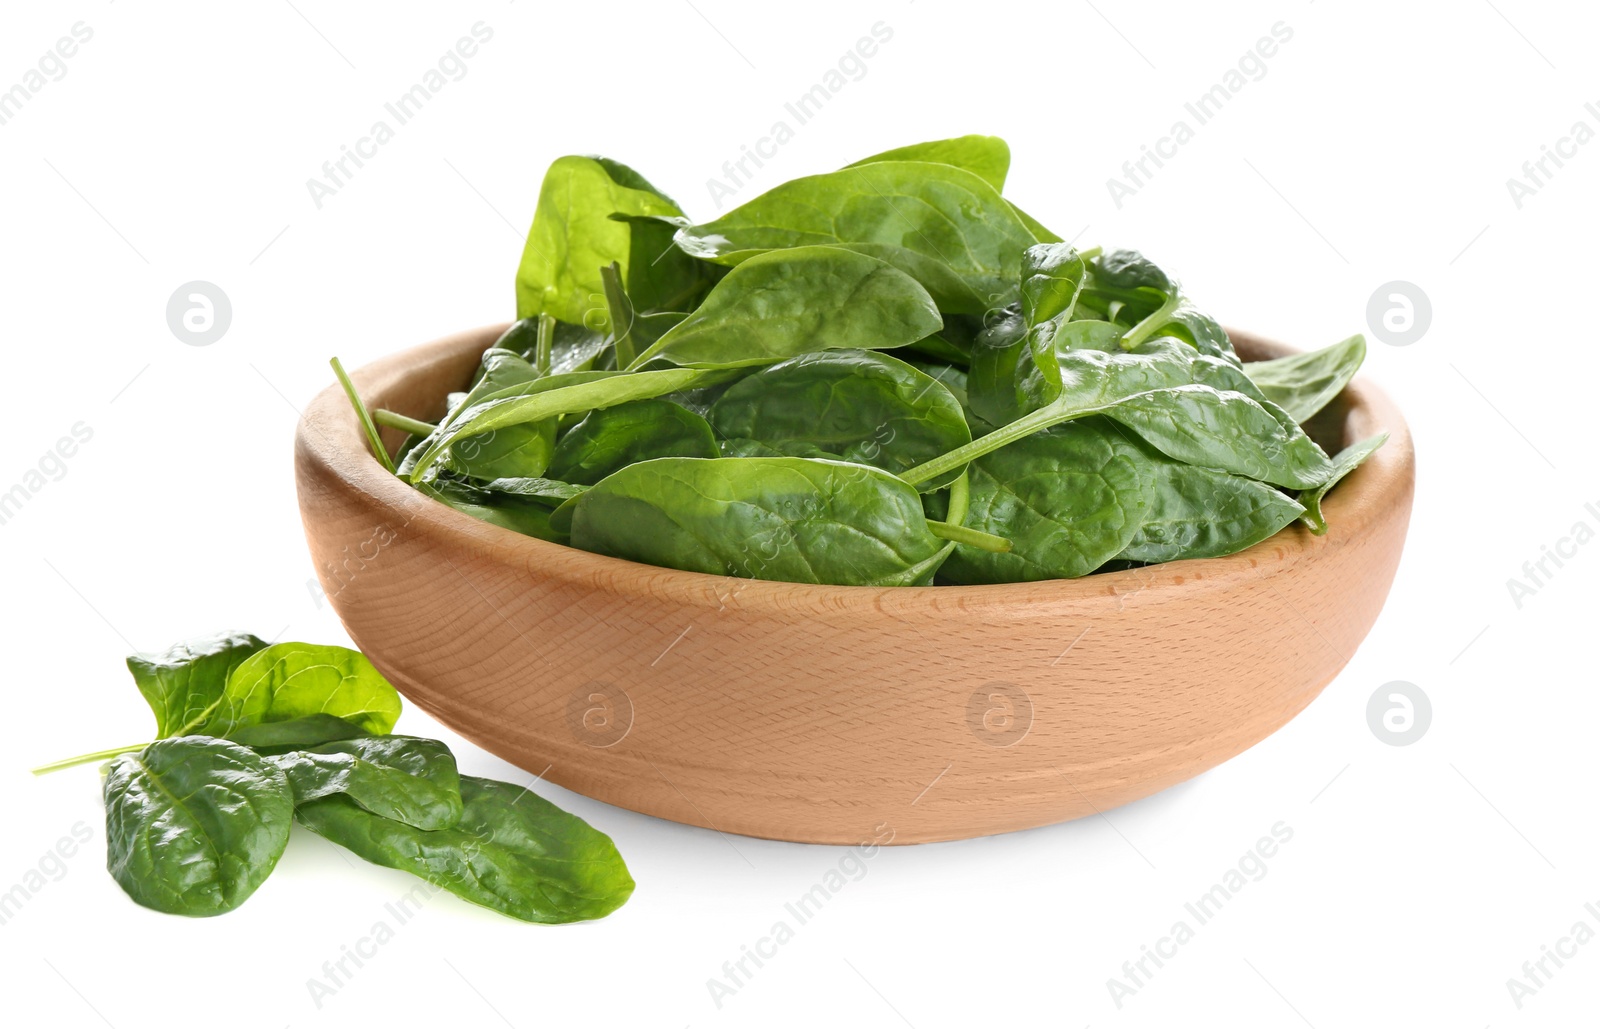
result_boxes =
[627,245,941,370]
[547,399,719,485]
[213,643,402,738]
[419,479,568,541]
[270,736,462,831]
[227,714,372,752]
[568,456,951,586]
[844,134,1011,191]
[516,155,709,328]
[1300,432,1387,534]
[295,775,634,924]
[404,367,736,483]
[126,632,270,739]
[1244,334,1367,423]
[939,420,1148,583]
[670,161,1036,314]
[104,737,293,916]
[1118,457,1305,563]
[906,341,1333,490]
[708,349,971,488]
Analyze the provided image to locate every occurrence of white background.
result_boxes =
[2,1,1596,1026]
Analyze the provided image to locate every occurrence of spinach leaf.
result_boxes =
[1159,303,1239,366]
[939,420,1149,583]
[1094,248,1174,293]
[227,714,371,752]
[404,367,736,482]
[626,245,942,370]
[419,479,568,541]
[547,399,718,485]
[670,162,1037,314]
[295,775,635,924]
[445,421,555,480]
[126,631,270,739]
[213,642,402,738]
[966,245,1097,424]
[104,737,293,916]
[516,155,709,328]
[1300,433,1387,534]
[708,349,971,488]
[438,349,560,479]
[906,341,1333,490]
[568,456,951,586]
[843,134,1011,191]
[543,320,612,375]
[1244,334,1367,423]
[270,736,462,831]
[907,360,971,412]
[1117,457,1305,564]
[478,476,589,505]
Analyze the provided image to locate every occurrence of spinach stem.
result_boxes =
[901,400,1075,486]
[945,470,970,526]
[330,357,397,474]
[535,313,555,376]
[926,520,1011,553]
[31,742,149,776]
[1119,292,1182,351]
[600,262,634,370]
[373,409,438,437]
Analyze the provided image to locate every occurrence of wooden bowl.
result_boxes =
[295,325,1414,845]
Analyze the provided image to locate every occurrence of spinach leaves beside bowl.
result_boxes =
[37,632,633,923]
[351,134,1384,587]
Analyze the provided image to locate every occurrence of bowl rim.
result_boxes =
[297,324,1414,618]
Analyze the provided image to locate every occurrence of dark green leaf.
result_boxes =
[548,399,719,485]
[478,476,589,505]
[1300,433,1387,534]
[403,367,734,482]
[295,775,635,924]
[628,245,942,369]
[270,737,462,830]
[419,479,567,541]
[1245,334,1367,423]
[939,420,1149,583]
[226,714,371,752]
[709,350,971,488]
[1118,457,1305,564]
[569,457,950,586]
[671,162,1036,314]
[1094,249,1174,293]
[910,338,1333,490]
[126,632,270,739]
[1158,303,1239,365]
[104,737,293,916]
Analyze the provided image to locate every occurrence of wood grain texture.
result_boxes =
[294,325,1415,845]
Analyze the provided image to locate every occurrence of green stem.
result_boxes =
[901,400,1074,487]
[535,313,555,376]
[373,409,437,437]
[945,469,970,526]
[927,521,1011,553]
[32,742,148,776]
[1119,292,1182,351]
[599,262,634,370]
[331,357,397,474]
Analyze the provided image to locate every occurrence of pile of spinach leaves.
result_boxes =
[363,135,1384,585]
[35,632,634,923]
